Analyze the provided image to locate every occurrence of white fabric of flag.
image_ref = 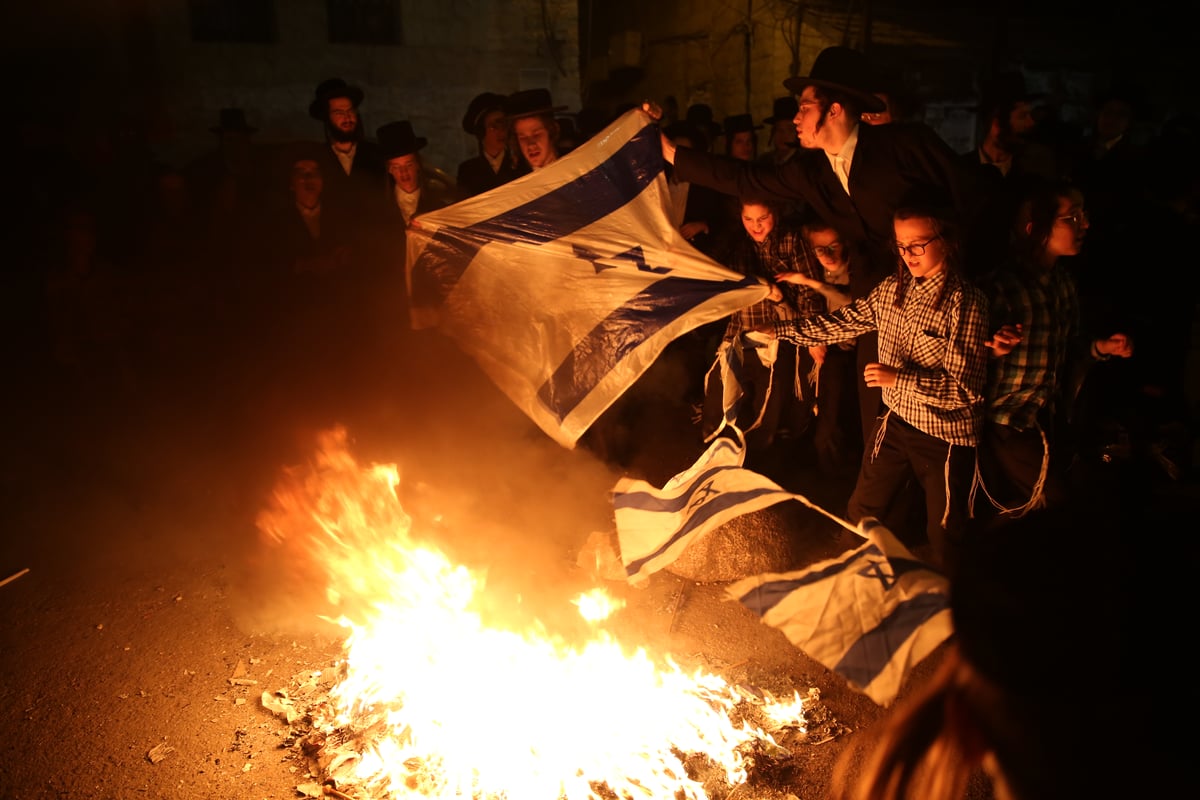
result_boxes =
[405,109,768,448]
[727,520,952,706]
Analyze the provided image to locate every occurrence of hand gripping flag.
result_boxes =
[727,520,952,706]
[613,434,951,706]
[404,109,768,448]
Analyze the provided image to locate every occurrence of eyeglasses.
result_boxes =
[1057,209,1088,226]
[811,242,843,258]
[895,235,942,257]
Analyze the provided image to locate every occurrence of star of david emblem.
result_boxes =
[573,244,670,275]
[858,557,896,590]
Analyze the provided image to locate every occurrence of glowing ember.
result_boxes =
[258,427,810,799]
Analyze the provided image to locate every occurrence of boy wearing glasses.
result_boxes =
[752,197,990,574]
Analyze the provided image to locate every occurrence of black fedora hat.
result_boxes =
[974,70,1046,119]
[722,113,763,136]
[763,96,799,124]
[278,140,326,181]
[663,120,709,150]
[309,77,365,120]
[782,46,886,114]
[684,103,723,140]
[461,91,507,136]
[503,88,567,121]
[376,120,427,160]
[210,107,257,134]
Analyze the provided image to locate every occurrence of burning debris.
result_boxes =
[256,427,846,799]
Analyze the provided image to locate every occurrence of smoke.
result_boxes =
[230,320,629,639]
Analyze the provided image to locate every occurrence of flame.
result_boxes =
[258,427,808,799]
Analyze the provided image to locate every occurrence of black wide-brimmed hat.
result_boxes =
[277,141,326,181]
[782,46,886,114]
[210,107,257,134]
[461,91,507,136]
[722,113,763,136]
[763,96,799,124]
[973,70,1046,119]
[376,120,427,160]
[685,103,723,141]
[663,120,709,150]
[503,88,567,121]
[308,77,365,120]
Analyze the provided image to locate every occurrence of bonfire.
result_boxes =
[257,427,835,800]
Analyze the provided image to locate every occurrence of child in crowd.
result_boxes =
[752,193,991,572]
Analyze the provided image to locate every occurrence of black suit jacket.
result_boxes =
[315,139,385,217]
[456,153,526,198]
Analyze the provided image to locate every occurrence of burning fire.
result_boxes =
[258,427,811,799]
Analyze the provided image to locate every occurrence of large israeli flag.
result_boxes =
[405,109,768,448]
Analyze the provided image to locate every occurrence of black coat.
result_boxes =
[455,152,527,198]
[314,139,385,217]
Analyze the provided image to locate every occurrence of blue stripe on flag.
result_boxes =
[538,274,760,420]
[410,123,665,308]
[622,484,791,577]
[733,545,884,615]
[833,592,951,691]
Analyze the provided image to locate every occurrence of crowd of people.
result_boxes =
[9,48,1196,799]
[16,55,1198,521]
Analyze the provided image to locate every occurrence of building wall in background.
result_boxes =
[149,0,581,177]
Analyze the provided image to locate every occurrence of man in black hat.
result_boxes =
[653,45,984,449]
[455,92,524,198]
[504,88,568,171]
[684,104,722,153]
[757,96,800,168]
[377,120,455,228]
[182,107,268,254]
[721,113,762,161]
[308,77,383,217]
[961,70,1059,275]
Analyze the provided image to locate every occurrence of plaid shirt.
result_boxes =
[722,227,825,342]
[773,271,988,446]
[983,260,1080,430]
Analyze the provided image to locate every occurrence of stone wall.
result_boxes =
[151,0,581,178]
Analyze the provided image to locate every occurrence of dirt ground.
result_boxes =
[1,302,984,800]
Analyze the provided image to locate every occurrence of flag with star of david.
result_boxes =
[728,518,953,706]
[404,108,769,448]
[612,430,802,584]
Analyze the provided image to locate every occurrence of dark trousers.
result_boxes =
[974,417,1067,521]
[847,412,975,574]
[813,343,862,475]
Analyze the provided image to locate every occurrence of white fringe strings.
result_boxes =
[941,446,952,528]
[869,408,892,462]
[967,423,1050,518]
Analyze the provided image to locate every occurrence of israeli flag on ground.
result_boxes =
[612,434,951,706]
[728,520,952,707]
[405,109,768,448]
